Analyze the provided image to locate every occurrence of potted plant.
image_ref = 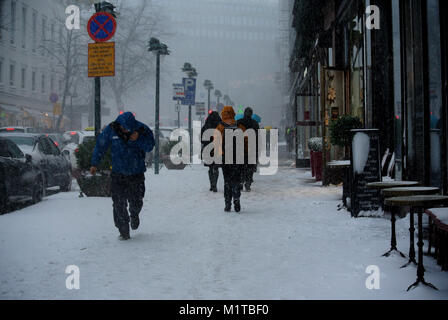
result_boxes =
[74,138,112,197]
[329,115,363,158]
[161,140,187,170]
[308,137,323,181]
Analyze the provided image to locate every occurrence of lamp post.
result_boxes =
[203,80,213,113]
[149,37,170,175]
[182,63,198,163]
[214,89,222,110]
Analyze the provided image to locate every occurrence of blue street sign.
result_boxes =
[181,78,196,106]
[87,12,116,42]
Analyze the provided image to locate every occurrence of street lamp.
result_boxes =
[182,62,197,163]
[93,1,118,17]
[214,89,222,109]
[149,37,170,175]
[203,80,214,113]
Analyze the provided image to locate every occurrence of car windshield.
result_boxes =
[5,136,35,147]
[83,136,95,144]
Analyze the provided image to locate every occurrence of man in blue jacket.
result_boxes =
[90,112,155,240]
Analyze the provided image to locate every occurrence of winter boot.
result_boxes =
[234,199,241,213]
[225,200,232,212]
[130,215,140,230]
[245,183,251,192]
[118,224,130,240]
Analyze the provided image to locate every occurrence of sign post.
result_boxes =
[182,78,196,162]
[173,83,184,129]
[87,10,116,137]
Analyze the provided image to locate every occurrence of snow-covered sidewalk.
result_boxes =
[0,165,447,299]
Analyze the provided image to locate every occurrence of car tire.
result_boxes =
[32,177,44,204]
[60,176,72,192]
[0,181,7,215]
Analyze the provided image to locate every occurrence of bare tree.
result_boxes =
[39,4,90,131]
[105,0,171,112]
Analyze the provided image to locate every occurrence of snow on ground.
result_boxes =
[0,165,447,300]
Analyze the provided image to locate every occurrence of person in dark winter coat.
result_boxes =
[236,107,259,192]
[201,111,222,192]
[90,112,155,240]
[214,106,247,213]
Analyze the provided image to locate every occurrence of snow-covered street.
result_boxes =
[1,165,447,300]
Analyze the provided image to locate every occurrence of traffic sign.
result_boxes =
[53,103,62,116]
[181,78,196,106]
[49,93,59,103]
[195,102,206,115]
[173,83,185,101]
[88,42,115,77]
[87,12,116,42]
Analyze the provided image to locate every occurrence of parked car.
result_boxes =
[44,133,65,149]
[0,126,38,134]
[61,130,95,170]
[0,133,72,193]
[0,138,44,214]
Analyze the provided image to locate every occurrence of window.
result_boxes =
[21,66,25,89]
[6,140,24,159]
[41,16,46,55]
[10,1,16,45]
[46,138,60,155]
[50,74,54,92]
[59,26,63,48]
[31,70,36,91]
[21,6,26,48]
[41,73,45,93]
[0,141,10,157]
[0,58,3,83]
[32,10,37,52]
[41,73,46,93]
[9,63,15,86]
[50,22,55,52]
[0,0,4,41]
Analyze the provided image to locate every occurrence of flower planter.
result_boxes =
[310,151,315,177]
[311,151,323,182]
[73,169,111,197]
[162,156,187,170]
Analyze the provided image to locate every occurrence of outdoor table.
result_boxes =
[384,195,448,291]
[366,181,419,211]
[327,161,351,209]
[381,187,440,260]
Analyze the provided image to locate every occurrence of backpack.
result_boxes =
[221,122,242,165]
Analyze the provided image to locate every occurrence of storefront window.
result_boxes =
[426,0,443,188]
[348,12,365,123]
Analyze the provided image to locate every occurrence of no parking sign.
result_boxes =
[87,12,116,42]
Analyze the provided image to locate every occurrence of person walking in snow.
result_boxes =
[90,112,155,240]
[236,107,259,192]
[201,111,222,192]
[214,106,247,213]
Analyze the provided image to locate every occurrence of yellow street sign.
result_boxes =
[88,42,115,77]
[53,103,62,116]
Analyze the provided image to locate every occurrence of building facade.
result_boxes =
[287,0,447,192]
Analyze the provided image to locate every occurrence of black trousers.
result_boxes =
[207,164,220,189]
[111,173,145,229]
[222,165,243,203]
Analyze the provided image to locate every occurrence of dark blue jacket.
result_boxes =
[91,112,155,176]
